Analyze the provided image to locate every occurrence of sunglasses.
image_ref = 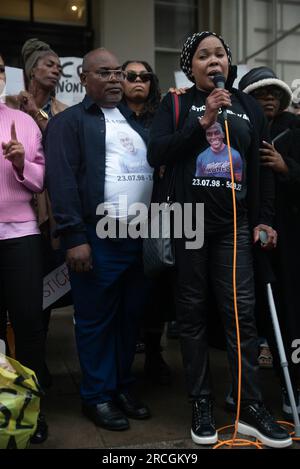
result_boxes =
[251,86,283,100]
[125,71,153,83]
[0,66,5,73]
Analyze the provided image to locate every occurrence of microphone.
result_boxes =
[212,74,227,120]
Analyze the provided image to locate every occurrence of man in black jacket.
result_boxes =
[45,48,152,431]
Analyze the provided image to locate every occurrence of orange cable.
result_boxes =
[212,119,298,448]
[213,118,263,449]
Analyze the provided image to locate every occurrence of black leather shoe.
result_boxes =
[115,392,151,420]
[30,413,48,444]
[238,402,292,448]
[144,353,171,386]
[191,397,218,445]
[82,401,129,431]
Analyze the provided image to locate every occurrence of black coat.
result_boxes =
[269,113,300,368]
[147,86,275,283]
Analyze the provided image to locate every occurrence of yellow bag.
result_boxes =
[0,353,42,449]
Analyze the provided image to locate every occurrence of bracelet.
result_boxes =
[34,109,49,121]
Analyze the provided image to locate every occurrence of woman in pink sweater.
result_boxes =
[0,54,47,443]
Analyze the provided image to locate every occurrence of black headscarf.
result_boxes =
[180,31,237,90]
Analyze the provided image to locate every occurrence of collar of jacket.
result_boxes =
[81,95,148,143]
[82,95,136,115]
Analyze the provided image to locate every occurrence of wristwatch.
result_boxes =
[35,109,49,121]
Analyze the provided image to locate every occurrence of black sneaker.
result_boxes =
[238,402,292,448]
[191,397,218,445]
[282,388,300,419]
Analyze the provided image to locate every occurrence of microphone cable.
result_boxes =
[212,115,263,449]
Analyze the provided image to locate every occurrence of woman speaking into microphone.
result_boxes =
[147,31,291,448]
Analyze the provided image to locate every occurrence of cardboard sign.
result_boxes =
[56,57,85,106]
[43,263,71,310]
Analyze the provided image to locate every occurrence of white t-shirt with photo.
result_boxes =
[102,107,153,220]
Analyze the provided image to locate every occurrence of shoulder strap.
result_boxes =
[171,92,181,130]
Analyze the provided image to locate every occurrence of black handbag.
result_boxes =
[143,93,180,278]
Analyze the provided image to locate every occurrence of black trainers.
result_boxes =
[191,397,218,445]
[282,388,300,419]
[238,402,292,448]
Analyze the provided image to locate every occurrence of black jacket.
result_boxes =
[44,95,148,249]
[147,86,275,229]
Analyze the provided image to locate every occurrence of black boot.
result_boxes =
[30,413,48,444]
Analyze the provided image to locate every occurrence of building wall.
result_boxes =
[90,0,299,89]
[92,0,155,68]
[221,0,300,87]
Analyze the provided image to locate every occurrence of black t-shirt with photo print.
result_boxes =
[183,89,252,233]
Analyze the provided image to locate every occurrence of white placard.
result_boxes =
[234,64,251,88]
[174,70,193,89]
[0,66,25,101]
[55,57,85,106]
[43,263,71,310]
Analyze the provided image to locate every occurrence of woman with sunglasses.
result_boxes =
[121,60,174,386]
[239,67,300,420]
[148,31,292,448]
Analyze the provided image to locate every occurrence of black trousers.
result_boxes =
[0,235,45,386]
[175,223,262,403]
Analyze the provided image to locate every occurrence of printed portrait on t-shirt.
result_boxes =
[117,131,151,174]
[195,122,243,182]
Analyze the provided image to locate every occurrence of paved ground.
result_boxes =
[35,306,300,450]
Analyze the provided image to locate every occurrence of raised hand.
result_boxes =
[2,121,25,173]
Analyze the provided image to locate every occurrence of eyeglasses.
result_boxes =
[125,71,153,83]
[83,69,126,81]
[251,86,283,100]
[0,66,5,73]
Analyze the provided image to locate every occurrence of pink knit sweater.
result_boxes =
[0,103,45,222]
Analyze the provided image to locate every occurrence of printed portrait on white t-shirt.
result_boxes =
[195,122,243,182]
[117,131,151,174]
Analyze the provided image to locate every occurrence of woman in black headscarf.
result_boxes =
[148,31,291,448]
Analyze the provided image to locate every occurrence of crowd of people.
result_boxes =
[0,31,299,448]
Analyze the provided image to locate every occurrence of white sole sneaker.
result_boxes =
[191,429,218,445]
[237,422,292,448]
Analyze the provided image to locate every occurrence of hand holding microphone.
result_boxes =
[199,74,231,130]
